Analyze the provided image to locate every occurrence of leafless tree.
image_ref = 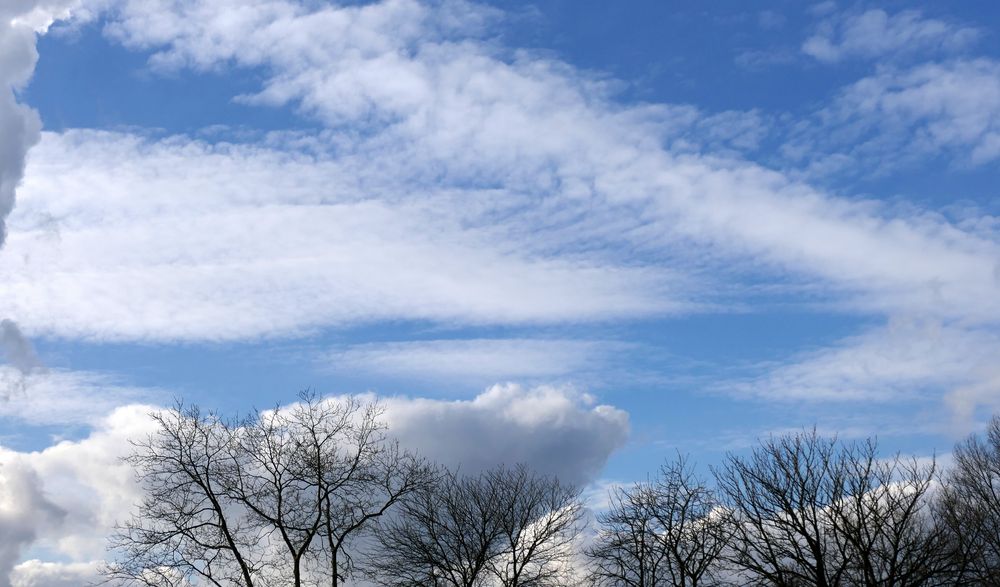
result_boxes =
[488,464,584,587]
[285,394,433,587]
[368,464,584,587]
[826,440,949,586]
[936,415,1000,585]
[715,430,954,587]
[714,430,846,587]
[587,454,728,587]
[103,393,432,587]
[103,404,264,587]
[588,482,668,587]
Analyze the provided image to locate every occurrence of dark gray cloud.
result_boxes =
[0,5,45,247]
[0,2,65,406]
[0,462,67,587]
[380,384,630,487]
[0,320,41,377]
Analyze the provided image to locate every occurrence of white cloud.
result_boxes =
[784,59,1000,174]
[8,0,1000,581]
[0,0,994,433]
[10,561,101,587]
[4,0,995,344]
[722,318,1000,405]
[803,8,980,63]
[944,370,1000,430]
[658,106,772,155]
[0,404,154,585]
[82,0,995,317]
[0,366,155,425]
[326,338,624,383]
[0,0,80,246]
[6,130,686,342]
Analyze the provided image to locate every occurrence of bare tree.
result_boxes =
[103,393,431,587]
[826,441,949,586]
[588,482,668,587]
[587,454,728,587]
[103,404,265,587]
[287,394,433,587]
[715,430,955,587]
[488,464,584,587]
[714,430,846,587]
[368,464,583,587]
[936,415,1000,585]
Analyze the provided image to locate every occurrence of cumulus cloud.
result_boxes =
[0,462,65,587]
[0,0,79,245]
[380,383,630,486]
[803,8,980,63]
[0,404,154,586]
[0,12,41,248]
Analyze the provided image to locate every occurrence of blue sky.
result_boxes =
[1,1,1000,583]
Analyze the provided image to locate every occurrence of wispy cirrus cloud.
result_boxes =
[7,129,690,342]
[803,8,981,63]
[720,319,1000,404]
[0,366,155,425]
[0,0,995,429]
[3,0,994,347]
[784,58,1000,175]
[326,338,626,384]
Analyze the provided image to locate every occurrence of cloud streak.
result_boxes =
[784,58,1000,174]
[720,319,1000,404]
[326,338,625,384]
[803,8,980,63]
[2,0,995,346]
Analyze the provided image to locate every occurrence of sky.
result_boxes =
[1,0,1000,584]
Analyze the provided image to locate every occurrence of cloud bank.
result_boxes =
[2,0,995,344]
